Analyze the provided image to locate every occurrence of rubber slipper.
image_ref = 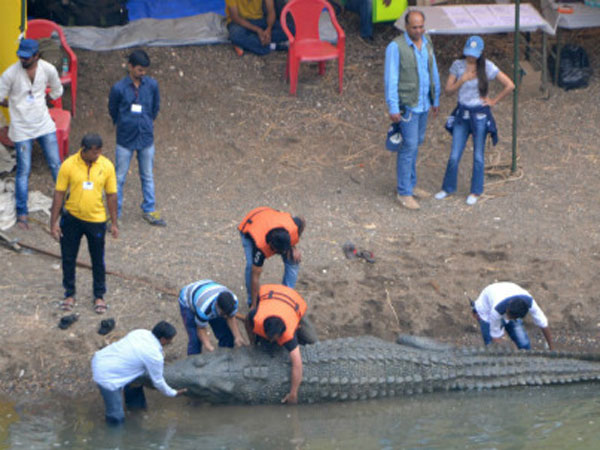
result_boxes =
[16,216,29,230]
[342,241,358,260]
[357,250,376,263]
[98,318,116,335]
[58,314,79,330]
[60,298,76,311]
[94,299,109,314]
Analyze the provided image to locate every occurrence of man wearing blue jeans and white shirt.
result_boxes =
[91,321,186,425]
[473,282,554,350]
[108,49,165,226]
[178,280,247,355]
[0,39,63,229]
[384,10,440,210]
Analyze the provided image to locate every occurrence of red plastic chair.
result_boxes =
[26,19,78,117]
[49,108,71,161]
[281,0,345,95]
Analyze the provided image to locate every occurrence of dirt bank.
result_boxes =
[1,18,599,403]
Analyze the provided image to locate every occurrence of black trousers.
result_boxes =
[60,212,107,299]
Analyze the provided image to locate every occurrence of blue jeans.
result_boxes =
[441,112,487,195]
[228,19,289,55]
[345,0,373,38]
[14,131,61,216]
[240,232,299,306]
[479,318,531,350]
[115,143,156,218]
[97,384,125,425]
[396,110,429,196]
[179,301,234,355]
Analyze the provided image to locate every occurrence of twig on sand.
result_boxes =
[385,288,401,331]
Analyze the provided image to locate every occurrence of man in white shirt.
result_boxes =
[0,38,63,229]
[473,282,553,350]
[91,321,186,425]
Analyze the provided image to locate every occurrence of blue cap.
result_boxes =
[17,39,39,59]
[385,123,403,152]
[463,35,484,58]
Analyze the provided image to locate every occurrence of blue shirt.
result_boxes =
[108,75,160,150]
[179,280,239,328]
[384,32,441,115]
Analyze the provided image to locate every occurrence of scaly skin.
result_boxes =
[160,336,600,405]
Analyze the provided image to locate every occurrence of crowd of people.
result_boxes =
[0,5,554,424]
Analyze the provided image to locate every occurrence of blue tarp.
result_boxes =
[126,0,225,21]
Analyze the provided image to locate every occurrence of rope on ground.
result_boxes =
[385,288,401,332]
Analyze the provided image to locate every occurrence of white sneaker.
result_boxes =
[466,194,479,205]
[434,190,448,200]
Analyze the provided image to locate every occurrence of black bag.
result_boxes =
[548,44,592,91]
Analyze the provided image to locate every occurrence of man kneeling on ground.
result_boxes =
[91,321,186,425]
[472,281,553,350]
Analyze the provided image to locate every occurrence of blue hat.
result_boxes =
[385,122,403,151]
[17,39,39,59]
[463,35,484,58]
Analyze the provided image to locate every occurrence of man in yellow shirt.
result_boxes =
[50,133,118,314]
[226,0,291,55]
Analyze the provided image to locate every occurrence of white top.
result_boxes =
[91,329,177,396]
[449,59,499,107]
[474,282,548,339]
[0,59,63,142]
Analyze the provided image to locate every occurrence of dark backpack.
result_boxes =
[548,44,592,91]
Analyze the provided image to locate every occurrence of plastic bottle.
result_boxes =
[61,57,69,75]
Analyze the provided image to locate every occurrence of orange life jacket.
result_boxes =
[238,207,299,258]
[252,284,307,346]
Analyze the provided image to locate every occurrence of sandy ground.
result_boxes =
[1,16,599,403]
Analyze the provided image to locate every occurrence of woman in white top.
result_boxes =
[434,36,515,205]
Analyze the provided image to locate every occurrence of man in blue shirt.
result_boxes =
[178,280,248,355]
[384,10,440,210]
[108,50,165,226]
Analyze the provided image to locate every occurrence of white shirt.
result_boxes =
[91,329,177,397]
[0,59,63,142]
[449,59,499,107]
[474,282,548,339]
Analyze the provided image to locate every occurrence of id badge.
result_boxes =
[83,181,94,190]
[26,94,35,104]
[131,103,142,113]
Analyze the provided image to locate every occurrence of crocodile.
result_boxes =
[161,335,600,405]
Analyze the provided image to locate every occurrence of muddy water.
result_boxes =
[2,384,600,449]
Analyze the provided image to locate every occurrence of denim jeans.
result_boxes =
[344,0,373,38]
[240,232,299,306]
[60,212,107,299]
[396,110,429,196]
[14,131,61,216]
[228,19,289,55]
[115,143,156,217]
[479,318,531,350]
[178,302,234,355]
[97,384,125,425]
[441,111,487,195]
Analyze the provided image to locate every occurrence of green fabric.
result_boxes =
[393,34,435,109]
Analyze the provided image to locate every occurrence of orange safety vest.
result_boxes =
[252,284,307,346]
[238,207,299,258]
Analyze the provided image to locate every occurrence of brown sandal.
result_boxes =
[60,297,76,311]
[94,299,108,314]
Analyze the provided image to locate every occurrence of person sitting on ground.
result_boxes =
[472,281,553,350]
[91,321,186,425]
[247,284,308,404]
[225,0,291,55]
[178,279,248,355]
[238,206,305,309]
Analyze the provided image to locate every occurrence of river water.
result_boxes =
[2,384,600,449]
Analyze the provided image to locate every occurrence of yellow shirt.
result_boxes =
[225,0,264,23]
[55,150,117,223]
